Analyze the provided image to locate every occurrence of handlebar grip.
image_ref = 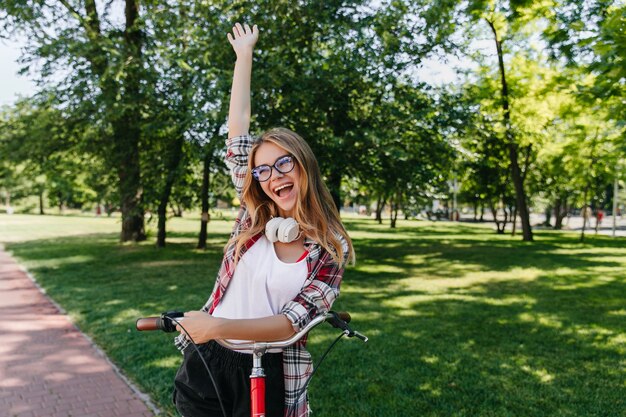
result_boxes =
[136,311,184,332]
[136,317,161,331]
[337,311,351,323]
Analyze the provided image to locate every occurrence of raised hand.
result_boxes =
[227,23,259,57]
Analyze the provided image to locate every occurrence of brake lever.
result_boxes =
[326,311,368,343]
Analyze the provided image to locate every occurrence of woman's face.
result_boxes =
[253,142,301,218]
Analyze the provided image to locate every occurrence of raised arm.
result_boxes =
[227,23,259,138]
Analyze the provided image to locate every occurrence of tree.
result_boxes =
[458,108,515,233]
[463,0,561,241]
[544,1,626,232]
[1,0,147,241]
[355,83,456,227]
[0,98,109,214]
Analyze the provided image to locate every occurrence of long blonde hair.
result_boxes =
[229,127,354,266]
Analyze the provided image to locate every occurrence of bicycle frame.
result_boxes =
[215,314,330,417]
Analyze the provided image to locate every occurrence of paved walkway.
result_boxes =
[0,248,157,417]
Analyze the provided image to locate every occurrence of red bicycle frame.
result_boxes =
[215,312,366,417]
[250,353,265,417]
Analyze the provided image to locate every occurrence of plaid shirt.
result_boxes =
[176,134,348,417]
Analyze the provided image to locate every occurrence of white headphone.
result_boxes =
[265,217,300,243]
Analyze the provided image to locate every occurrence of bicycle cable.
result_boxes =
[170,317,228,417]
[286,332,346,417]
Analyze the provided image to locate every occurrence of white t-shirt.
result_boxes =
[212,235,308,340]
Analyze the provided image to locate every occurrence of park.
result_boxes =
[2,213,625,416]
[1,1,625,417]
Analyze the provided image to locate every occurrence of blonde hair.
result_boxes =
[229,127,354,266]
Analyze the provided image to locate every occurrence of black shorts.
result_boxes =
[173,341,285,417]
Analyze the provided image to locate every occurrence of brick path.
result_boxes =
[0,248,157,417]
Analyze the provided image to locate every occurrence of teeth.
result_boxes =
[273,184,292,193]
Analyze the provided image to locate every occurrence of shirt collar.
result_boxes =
[303,237,318,248]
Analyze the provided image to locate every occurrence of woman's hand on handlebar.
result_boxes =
[177,311,224,344]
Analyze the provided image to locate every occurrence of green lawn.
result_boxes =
[1,213,625,417]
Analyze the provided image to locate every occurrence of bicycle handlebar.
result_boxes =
[136,310,183,332]
[135,310,367,349]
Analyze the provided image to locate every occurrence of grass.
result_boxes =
[1,213,625,417]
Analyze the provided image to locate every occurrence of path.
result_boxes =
[0,248,158,417]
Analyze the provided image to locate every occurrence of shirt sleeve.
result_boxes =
[281,237,349,333]
[225,134,255,198]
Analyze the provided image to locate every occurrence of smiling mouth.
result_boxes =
[273,183,294,198]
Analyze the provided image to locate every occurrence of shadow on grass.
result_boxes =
[5,219,625,417]
[326,274,625,416]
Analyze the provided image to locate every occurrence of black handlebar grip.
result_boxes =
[136,317,161,331]
[337,311,351,323]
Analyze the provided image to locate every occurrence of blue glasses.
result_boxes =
[251,155,295,182]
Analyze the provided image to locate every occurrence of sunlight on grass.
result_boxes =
[521,365,554,384]
[409,268,542,291]
[518,312,564,329]
[112,308,145,325]
[421,355,440,364]
[0,214,120,242]
[138,260,193,268]
[19,255,95,269]
[148,356,180,369]
[418,382,442,397]
[607,334,626,351]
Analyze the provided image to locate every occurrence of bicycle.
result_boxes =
[136,310,368,417]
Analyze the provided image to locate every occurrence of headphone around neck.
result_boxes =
[265,217,300,243]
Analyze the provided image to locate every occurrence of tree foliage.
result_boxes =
[1,0,624,243]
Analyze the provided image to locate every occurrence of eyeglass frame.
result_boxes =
[251,154,296,182]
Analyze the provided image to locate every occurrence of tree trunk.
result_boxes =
[39,190,45,215]
[508,142,533,240]
[114,89,145,242]
[169,202,183,217]
[580,204,589,242]
[511,205,517,236]
[328,168,342,213]
[580,130,599,242]
[375,195,386,224]
[390,194,399,228]
[156,158,182,248]
[487,18,533,242]
[581,189,592,242]
[490,203,507,234]
[554,201,569,230]
[544,206,552,227]
[156,136,185,247]
[553,197,568,230]
[117,0,145,242]
[197,151,212,250]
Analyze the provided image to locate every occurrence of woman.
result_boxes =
[173,23,354,417]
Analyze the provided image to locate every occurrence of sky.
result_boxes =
[0,39,38,107]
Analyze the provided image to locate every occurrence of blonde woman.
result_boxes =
[173,23,354,417]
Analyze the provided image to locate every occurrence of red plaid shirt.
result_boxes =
[176,134,348,417]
